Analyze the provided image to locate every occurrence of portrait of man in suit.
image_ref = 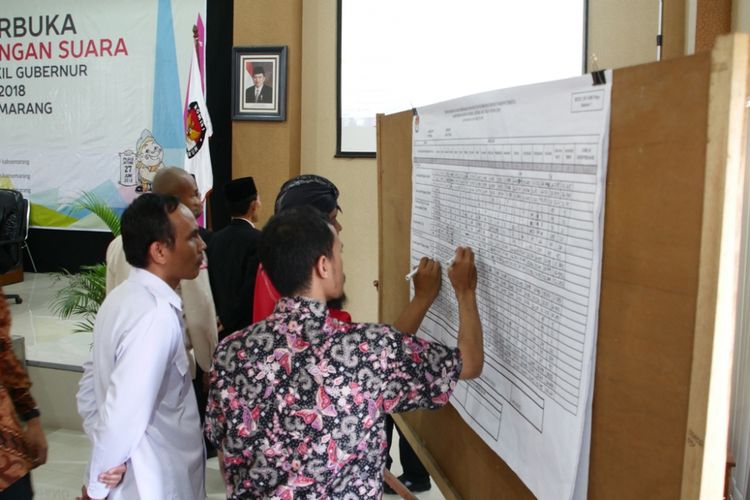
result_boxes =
[245,65,273,105]
[233,48,287,121]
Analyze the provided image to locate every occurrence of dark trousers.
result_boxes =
[194,365,216,457]
[193,365,208,424]
[0,473,33,500]
[384,415,429,481]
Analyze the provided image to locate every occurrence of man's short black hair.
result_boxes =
[121,193,180,269]
[259,207,334,297]
[253,66,265,76]
[227,195,257,217]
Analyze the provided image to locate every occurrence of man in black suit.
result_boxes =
[206,177,262,339]
[245,66,273,104]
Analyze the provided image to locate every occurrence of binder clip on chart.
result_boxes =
[590,53,607,86]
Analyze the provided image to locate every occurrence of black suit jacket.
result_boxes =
[245,84,272,103]
[206,219,261,338]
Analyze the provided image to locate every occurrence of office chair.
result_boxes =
[0,189,31,304]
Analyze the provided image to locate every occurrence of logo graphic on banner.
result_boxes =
[183,42,212,200]
[185,103,206,157]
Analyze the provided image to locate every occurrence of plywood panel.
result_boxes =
[681,34,750,499]
[377,37,746,498]
[589,52,711,499]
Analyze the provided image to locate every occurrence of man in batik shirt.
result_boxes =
[206,208,483,499]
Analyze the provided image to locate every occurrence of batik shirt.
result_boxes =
[0,290,39,490]
[205,296,462,499]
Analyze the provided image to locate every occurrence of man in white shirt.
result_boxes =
[77,193,207,500]
[106,167,218,381]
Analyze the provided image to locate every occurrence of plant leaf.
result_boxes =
[50,263,107,333]
[69,192,121,236]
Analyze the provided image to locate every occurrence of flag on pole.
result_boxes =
[184,42,213,200]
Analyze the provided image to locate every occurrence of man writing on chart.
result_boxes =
[206,208,483,499]
[77,194,206,499]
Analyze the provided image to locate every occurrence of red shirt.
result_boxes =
[253,265,352,324]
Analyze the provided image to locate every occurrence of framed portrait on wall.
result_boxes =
[232,46,287,121]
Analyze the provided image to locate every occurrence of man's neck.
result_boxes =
[294,286,326,304]
[144,265,179,290]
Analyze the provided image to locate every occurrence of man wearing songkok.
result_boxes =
[252,174,346,323]
[205,207,484,499]
[207,176,262,338]
[77,194,206,499]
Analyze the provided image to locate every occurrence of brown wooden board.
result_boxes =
[377,36,748,499]
[681,34,750,498]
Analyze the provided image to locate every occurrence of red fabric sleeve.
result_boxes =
[252,264,281,323]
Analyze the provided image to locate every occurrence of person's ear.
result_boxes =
[149,240,169,266]
[314,254,330,279]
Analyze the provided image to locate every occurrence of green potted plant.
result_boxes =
[50,192,120,333]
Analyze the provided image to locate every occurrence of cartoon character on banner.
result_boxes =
[118,130,166,193]
[134,130,166,192]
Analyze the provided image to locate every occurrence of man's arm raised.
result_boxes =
[448,247,484,379]
[393,257,442,335]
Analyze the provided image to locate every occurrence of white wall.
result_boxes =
[734,0,750,32]
[300,0,379,322]
[299,0,673,324]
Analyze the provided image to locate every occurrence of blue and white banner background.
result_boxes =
[0,0,206,229]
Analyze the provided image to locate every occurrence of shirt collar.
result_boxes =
[273,296,328,319]
[128,267,183,311]
[231,217,255,228]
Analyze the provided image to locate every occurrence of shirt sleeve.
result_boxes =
[76,357,98,435]
[0,291,38,421]
[204,349,226,448]
[365,324,462,414]
[181,269,218,373]
[85,306,180,499]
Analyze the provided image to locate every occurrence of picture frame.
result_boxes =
[231,45,287,121]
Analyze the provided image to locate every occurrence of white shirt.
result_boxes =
[77,268,205,500]
[105,235,218,375]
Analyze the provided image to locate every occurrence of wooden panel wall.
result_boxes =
[232,0,302,225]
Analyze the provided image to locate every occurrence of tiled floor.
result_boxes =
[6,272,91,369]
[33,428,227,499]
[33,428,443,499]
[7,273,445,499]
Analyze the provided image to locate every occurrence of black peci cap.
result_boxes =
[224,177,258,203]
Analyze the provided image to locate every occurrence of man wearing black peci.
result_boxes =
[206,177,262,338]
[245,66,272,104]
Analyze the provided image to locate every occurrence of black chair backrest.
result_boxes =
[0,190,27,274]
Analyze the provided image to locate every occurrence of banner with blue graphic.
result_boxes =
[0,0,206,229]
